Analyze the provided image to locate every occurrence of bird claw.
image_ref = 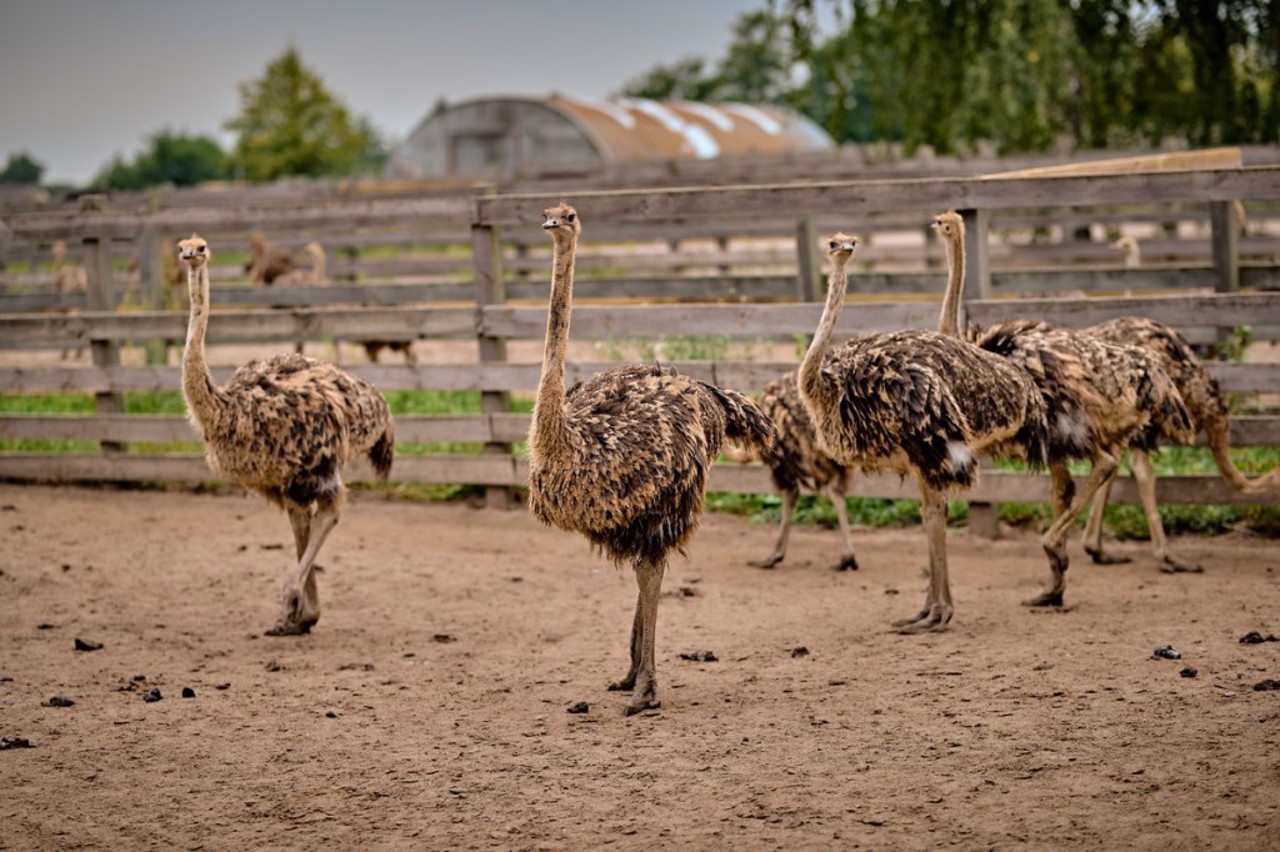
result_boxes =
[1085,547,1132,565]
[607,677,636,692]
[748,553,784,569]
[1023,591,1064,607]
[1160,558,1204,574]
[834,555,859,571]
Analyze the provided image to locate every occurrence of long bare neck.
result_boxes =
[799,255,850,399]
[182,263,221,428]
[312,250,326,282]
[938,231,965,337]
[531,233,577,454]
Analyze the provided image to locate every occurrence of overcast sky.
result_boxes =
[0,0,762,184]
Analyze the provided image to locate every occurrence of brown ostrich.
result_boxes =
[527,203,775,714]
[1080,317,1277,572]
[273,241,327,286]
[1111,234,1141,268]
[972,318,1195,602]
[245,234,299,284]
[178,234,395,636]
[798,232,1051,633]
[740,372,858,571]
[50,241,88,361]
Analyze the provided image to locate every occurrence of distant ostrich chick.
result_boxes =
[274,241,327,286]
[179,234,395,635]
[527,203,775,714]
[1111,235,1141,268]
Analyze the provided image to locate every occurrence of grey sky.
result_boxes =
[0,0,762,184]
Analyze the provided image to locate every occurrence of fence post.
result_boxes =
[1209,199,1240,347]
[137,229,170,365]
[472,217,513,509]
[83,233,126,455]
[958,208,1000,539]
[795,216,821,302]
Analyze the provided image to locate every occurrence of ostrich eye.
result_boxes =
[565,213,575,223]
[828,240,837,249]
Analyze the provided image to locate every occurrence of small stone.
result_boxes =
[791,646,810,658]
[1253,679,1280,692]
[36,623,56,630]
[43,695,75,708]
[566,701,589,714]
[215,683,230,690]
[325,710,338,718]
[181,687,196,698]
[0,736,34,749]
[432,634,457,644]
[1239,631,1279,645]
[265,660,283,672]
[73,638,103,652]
[1179,667,1198,678]
[679,650,718,663]
[142,688,163,703]
[1152,645,1181,660]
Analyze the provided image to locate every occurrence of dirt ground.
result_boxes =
[1,483,1279,850]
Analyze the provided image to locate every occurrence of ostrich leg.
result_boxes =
[1028,451,1120,607]
[621,557,666,716]
[267,499,340,635]
[1083,467,1132,565]
[825,480,859,571]
[749,489,797,569]
[895,485,953,633]
[608,594,643,694]
[1129,450,1203,574]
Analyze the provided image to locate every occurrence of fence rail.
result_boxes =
[2,163,1279,515]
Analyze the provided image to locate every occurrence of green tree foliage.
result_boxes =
[0,151,45,185]
[625,1,1280,153]
[225,47,382,181]
[94,130,228,190]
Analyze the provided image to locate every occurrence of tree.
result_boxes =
[94,130,228,190]
[621,57,719,100]
[225,47,382,181]
[0,151,45,185]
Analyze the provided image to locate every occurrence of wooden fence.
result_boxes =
[1,165,1279,524]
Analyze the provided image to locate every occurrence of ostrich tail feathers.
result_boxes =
[704,383,776,455]
[369,419,395,480]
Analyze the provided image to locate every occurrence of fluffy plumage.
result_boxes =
[527,203,774,714]
[742,372,858,571]
[799,232,1050,633]
[180,234,394,635]
[1080,317,1276,570]
[244,234,299,285]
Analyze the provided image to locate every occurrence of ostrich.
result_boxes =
[798,232,1052,632]
[178,234,395,636]
[527,203,775,714]
[736,372,858,572]
[1080,317,1277,572]
[50,241,88,361]
[274,241,327,286]
[934,211,1197,598]
[245,234,299,285]
[1111,235,1141,268]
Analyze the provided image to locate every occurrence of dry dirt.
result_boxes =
[2,483,1279,850]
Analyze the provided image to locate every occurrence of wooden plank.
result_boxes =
[479,301,944,340]
[472,218,515,509]
[966,292,1280,330]
[0,306,478,346]
[0,453,1270,505]
[5,196,476,241]
[474,166,1280,228]
[983,148,1243,179]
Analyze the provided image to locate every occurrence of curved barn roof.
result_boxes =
[386,94,834,180]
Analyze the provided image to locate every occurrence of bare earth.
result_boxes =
[2,483,1278,850]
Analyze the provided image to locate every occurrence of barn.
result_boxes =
[385,94,835,180]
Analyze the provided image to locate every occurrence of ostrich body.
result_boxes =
[972,319,1195,601]
[1080,317,1277,572]
[245,234,299,285]
[179,234,395,635]
[527,203,775,714]
[799,233,1050,632]
[745,372,858,571]
[274,241,326,286]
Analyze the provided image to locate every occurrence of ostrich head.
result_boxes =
[542,202,580,242]
[177,233,211,268]
[302,241,325,259]
[932,210,964,241]
[51,240,68,262]
[824,232,858,261]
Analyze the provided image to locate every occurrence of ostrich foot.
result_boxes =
[748,552,784,569]
[1160,555,1204,574]
[607,674,637,693]
[893,604,952,634]
[834,554,859,572]
[1085,546,1132,565]
[265,587,319,636]
[623,682,660,716]
[1023,589,1065,607]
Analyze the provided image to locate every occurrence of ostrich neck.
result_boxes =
[182,263,221,429]
[938,232,965,337]
[532,234,577,453]
[799,255,851,399]
[312,252,326,282]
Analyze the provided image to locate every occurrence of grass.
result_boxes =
[3,388,1276,537]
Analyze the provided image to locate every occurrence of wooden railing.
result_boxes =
[1,165,1278,520]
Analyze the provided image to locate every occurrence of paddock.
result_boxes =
[2,154,1280,848]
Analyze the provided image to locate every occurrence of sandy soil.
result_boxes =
[2,484,1279,850]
